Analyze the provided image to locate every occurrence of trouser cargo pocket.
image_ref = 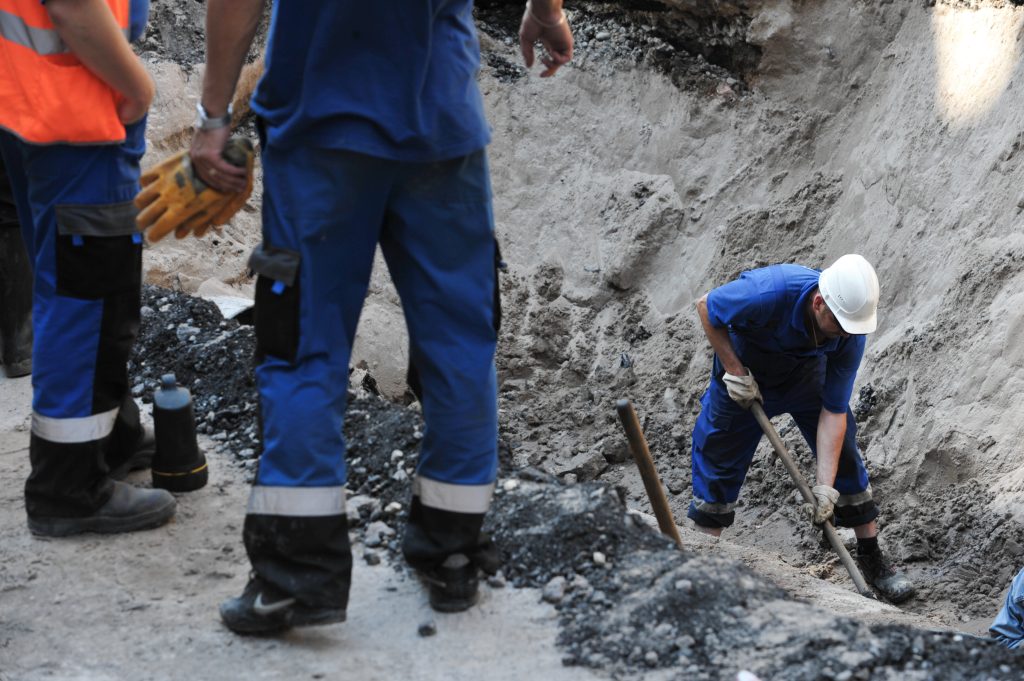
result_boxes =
[250,242,301,363]
[54,202,141,299]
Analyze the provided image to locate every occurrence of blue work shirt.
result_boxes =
[991,567,1024,649]
[251,0,490,161]
[706,264,866,413]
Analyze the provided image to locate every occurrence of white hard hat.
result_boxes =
[818,254,879,334]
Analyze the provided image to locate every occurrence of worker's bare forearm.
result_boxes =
[46,0,152,103]
[202,0,264,116]
[815,408,845,486]
[697,295,745,376]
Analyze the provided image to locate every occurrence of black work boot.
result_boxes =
[109,425,156,481]
[419,553,480,613]
[857,548,916,604]
[27,480,176,537]
[220,575,347,635]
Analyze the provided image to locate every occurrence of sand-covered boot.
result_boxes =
[857,548,915,603]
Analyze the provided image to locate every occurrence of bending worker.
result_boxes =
[190,0,573,634]
[688,255,915,603]
[0,0,175,536]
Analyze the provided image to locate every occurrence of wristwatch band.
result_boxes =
[195,102,233,131]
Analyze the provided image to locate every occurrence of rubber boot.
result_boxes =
[0,226,32,378]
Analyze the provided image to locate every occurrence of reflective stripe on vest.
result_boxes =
[247,486,348,517]
[412,476,494,515]
[0,0,130,144]
[32,407,120,444]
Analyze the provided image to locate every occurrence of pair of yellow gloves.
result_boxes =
[135,137,255,242]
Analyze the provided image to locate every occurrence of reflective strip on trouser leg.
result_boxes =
[31,407,118,442]
[412,476,494,515]
[247,485,346,516]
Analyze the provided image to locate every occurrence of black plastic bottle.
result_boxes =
[152,373,208,492]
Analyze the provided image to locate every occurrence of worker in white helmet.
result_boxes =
[688,254,915,603]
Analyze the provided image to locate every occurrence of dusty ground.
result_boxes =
[5,0,1024,678]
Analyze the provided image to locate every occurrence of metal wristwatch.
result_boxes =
[195,102,233,130]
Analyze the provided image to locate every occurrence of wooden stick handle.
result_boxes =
[749,402,873,598]
[616,399,683,548]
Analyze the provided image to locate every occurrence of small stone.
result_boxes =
[384,502,402,515]
[644,651,659,666]
[417,621,437,637]
[502,479,520,492]
[238,448,256,459]
[542,576,567,604]
[391,469,409,483]
[674,579,694,593]
[363,551,381,566]
[390,449,403,463]
[365,521,396,544]
[563,473,578,485]
[131,383,145,397]
[596,31,610,41]
[487,572,506,588]
[592,551,607,566]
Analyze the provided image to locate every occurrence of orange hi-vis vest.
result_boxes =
[0,0,130,145]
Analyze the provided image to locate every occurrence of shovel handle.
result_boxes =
[616,399,683,548]
[749,402,873,598]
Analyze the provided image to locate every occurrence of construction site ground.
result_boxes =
[4,0,1024,679]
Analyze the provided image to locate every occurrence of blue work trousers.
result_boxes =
[688,356,878,529]
[242,142,499,605]
[0,123,146,518]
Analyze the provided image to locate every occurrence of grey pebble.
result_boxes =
[418,621,437,637]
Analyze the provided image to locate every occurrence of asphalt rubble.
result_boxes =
[129,285,1024,680]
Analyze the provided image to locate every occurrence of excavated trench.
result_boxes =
[130,288,1024,679]
[129,0,1024,677]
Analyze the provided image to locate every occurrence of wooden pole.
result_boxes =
[616,399,683,549]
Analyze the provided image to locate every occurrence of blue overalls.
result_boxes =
[0,0,150,520]
[991,567,1024,649]
[241,0,498,607]
[687,264,879,529]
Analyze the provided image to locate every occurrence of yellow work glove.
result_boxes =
[135,137,254,243]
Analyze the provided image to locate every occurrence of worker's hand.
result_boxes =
[135,137,254,242]
[519,1,573,77]
[722,368,763,409]
[190,125,249,194]
[806,485,840,525]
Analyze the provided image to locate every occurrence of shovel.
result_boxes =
[749,401,874,598]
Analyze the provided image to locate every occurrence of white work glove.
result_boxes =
[722,368,763,409]
[804,485,840,525]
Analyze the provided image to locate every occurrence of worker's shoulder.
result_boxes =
[737,263,818,294]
